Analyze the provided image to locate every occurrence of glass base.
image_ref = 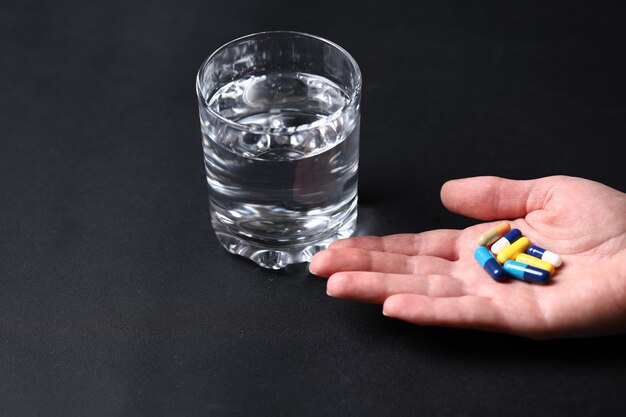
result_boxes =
[211,208,358,270]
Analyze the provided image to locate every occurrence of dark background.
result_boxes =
[2,1,626,416]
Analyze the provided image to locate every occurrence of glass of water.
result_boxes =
[196,31,361,269]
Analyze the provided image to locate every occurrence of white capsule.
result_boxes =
[541,251,562,267]
[490,238,509,255]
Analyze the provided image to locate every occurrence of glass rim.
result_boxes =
[196,30,362,135]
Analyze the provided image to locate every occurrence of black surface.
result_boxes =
[2,1,626,416]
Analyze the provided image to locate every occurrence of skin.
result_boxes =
[309,176,626,339]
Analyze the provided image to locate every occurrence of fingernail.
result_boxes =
[326,288,334,297]
[309,262,321,276]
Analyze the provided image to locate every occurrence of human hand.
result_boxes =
[309,176,626,339]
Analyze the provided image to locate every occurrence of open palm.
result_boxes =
[309,176,626,339]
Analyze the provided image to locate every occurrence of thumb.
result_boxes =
[440,176,560,220]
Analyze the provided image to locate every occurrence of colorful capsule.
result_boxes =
[503,260,551,284]
[477,222,511,247]
[474,247,506,281]
[496,236,531,264]
[490,228,522,255]
[526,245,562,267]
[515,253,556,275]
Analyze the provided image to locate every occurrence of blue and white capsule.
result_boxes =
[503,260,551,284]
[490,228,522,255]
[526,245,562,267]
[474,247,506,281]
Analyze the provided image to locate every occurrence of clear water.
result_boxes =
[201,72,359,269]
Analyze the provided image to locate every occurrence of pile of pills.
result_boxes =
[474,222,562,284]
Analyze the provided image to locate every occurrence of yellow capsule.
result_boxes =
[477,222,511,246]
[514,253,556,275]
[496,237,531,264]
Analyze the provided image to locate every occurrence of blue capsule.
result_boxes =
[474,247,505,281]
[490,228,523,255]
[503,260,551,284]
[526,245,562,267]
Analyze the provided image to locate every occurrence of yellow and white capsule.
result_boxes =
[496,237,531,264]
[477,222,510,247]
[515,253,556,275]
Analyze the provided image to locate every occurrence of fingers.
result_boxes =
[309,248,453,277]
[328,229,462,260]
[382,294,508,333]
[440,176,561,220]
[326,271,465,303]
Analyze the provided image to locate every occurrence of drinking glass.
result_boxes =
[196,31,361,269]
